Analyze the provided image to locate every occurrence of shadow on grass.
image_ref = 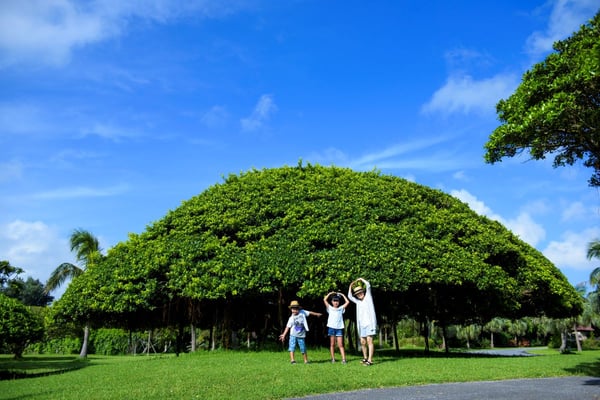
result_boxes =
[0,356,90,380]
[563,357,600,378]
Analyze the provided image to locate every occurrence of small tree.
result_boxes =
[0,293,44,359]
[45,229,103,358]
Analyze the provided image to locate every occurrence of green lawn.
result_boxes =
[1,348,599,400]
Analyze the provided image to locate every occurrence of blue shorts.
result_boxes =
[328,328,344,337]
[288,336,306,353]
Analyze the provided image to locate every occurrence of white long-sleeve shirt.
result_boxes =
[348,279,377,332]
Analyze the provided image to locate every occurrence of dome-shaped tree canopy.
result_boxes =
[55,164,582,333]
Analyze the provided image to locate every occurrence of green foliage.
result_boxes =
[485,11,600,186]
[26,338,82,355]
[0,293,44,359]
[4,277,54,306]
[0,260,25,298]
[89,329,132,355]
[53,164,582,340]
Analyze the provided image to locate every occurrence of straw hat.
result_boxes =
[352,286,365,296]
[288,300,302,309]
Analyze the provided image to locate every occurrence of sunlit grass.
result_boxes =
[1,348,599,400]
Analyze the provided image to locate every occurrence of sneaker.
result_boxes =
[363,361,373,366]
[360,358,367,364]
[290,361,296,364]
[331,359,336,363]
[341,359,347,364]
[304,361,310,364]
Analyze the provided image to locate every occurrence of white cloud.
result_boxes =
[241,94,277,132]
[0,220,74,296]
[32,184,129,200]
[451,189,499,219]
[0,0,110,67]
[525,0,599,57]
[543,227,600,272]
[0,0,252,68]
[503,213,546,247]
[450,189,546,246]
[561,201,587,222]
[452,170,468,181]
[421,73,519,116]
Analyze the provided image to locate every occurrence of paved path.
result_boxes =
[287,376,600,399]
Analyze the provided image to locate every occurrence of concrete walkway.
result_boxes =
[288,376,600,399]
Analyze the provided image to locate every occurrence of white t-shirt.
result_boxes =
[326,305,345,329]
[286,310,309,338]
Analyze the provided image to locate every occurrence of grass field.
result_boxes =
[1,348,599,400]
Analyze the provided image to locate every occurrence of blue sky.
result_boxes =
[1,0,599,299]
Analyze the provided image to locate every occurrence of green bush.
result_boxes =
[0,293,44,358]
[26,337,81,355]
[90,328,132,355]
[581,338,600,350]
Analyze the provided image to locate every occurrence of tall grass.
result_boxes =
[1,348,599,400]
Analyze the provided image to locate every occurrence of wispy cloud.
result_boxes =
[0,160,24,182]
[348,137,473,173]
[525,0,599,57]
[241,94,277,132]
[32,184,129,200]
[421,73,519,116]
[0,0,253,68]
[561,201,588,222]
[201,105,229,128]
[81,122,141,141]
[0,103,51,134]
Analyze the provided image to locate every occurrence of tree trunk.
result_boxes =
[190,323,196,352]
[393,321,399,352]
[573,323,582,352]
[79,324,90,358]
[559,330,567,353]
[442,325,449,353]
[490,332,495,349]
[423,321,430,354]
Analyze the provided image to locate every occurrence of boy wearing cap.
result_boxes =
[323,291,350,363]
[279,300,322,364]
[348,278,377,366]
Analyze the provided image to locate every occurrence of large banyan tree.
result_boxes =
[53,164,582,349]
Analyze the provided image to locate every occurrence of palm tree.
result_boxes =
[587,239,600,290]
[45,229,102,358]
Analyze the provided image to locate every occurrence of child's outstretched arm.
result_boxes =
[302,309,323,318]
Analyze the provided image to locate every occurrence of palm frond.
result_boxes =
[44,262,83,294]
[70,228,102,266]
[586,239,600,260]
